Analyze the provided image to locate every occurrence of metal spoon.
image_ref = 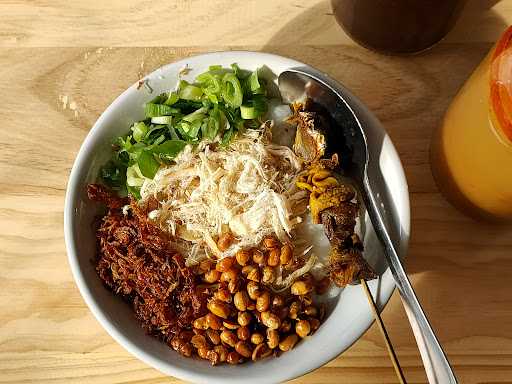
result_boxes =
[278,68,457,384]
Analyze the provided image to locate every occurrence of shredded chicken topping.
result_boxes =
[140,123,308,265]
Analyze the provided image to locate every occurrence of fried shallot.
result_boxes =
[88,184,208,342]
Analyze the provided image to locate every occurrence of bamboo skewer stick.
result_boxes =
[361,279,407,384]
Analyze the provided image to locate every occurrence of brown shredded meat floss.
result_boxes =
[88,184,208,344]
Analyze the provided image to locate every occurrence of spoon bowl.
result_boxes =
[278,68,458,384]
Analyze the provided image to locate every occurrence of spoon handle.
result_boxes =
[363,178,458,384]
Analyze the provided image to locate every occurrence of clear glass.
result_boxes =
[430,26,512,221]
[331,0,466,55]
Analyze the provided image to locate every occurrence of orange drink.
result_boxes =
[431,26,512,220]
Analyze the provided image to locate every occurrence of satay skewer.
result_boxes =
[361,278,407,384]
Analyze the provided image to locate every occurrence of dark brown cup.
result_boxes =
[331,0,466,55]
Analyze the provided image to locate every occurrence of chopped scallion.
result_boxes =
[179,84,204,101]
[222,73,243,108]
[150,116,173,125]
[131,122,148,142]
[240,104,258,119]
[144,103,179,117]
[137,150,160,179]
[163,91,179,105]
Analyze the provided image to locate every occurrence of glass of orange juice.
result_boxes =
[430,26,512,221]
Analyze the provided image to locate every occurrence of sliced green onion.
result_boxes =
[126,164,145,187]
[240,104,258,119]
[222,73,243,108]
[197,72,222,96]
[150,116,173,125]
[231,63,251,79]
[144,103,179,117]
[164,91,179,105]
[208,94,219,103]
[231,63,241,77]
[183,107,208,123]
[152,140,187,161]
[137,150,160,179]
[179,84,203,101]
[131,122,148,142]
[176,121,190,137]
[187,119,202,139]
[247,70,260,92]
[206,107,221,140]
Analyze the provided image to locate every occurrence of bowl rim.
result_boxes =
[64,50,410,384]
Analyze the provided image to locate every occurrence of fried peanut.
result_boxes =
[214,286,232,303]
[220,330,237,347]
[288,301,301,319]
[263,236,280,249]
[235,341,252,358]
[203,269,221,283]
[237,326,250,341]
[191,334,208,349]
[252,343,272,361]
[261,311,280,330]
[237,311,252,327]
[216,256,235,272]
[256,291,270,312]
[246,281,262,300]
[234,290,250,311]
[251,332,264,345]
[279,334,299,351]
[207,300,231,319]
[217,233,234,252]
[261,266,275,284]
[280,244,293,265]
[267,248,280,267]
[214,345,228,362]
[227,351,242,364]
[266,329,279,349]
[222,320,239,330]
[206,313,223,330]
[197,346,209,359]
[235,249,251,266]
[291,280,313,296]
[193,316,208,330]
[206,329,221,345]
[206,350,220,365]
[252,249,266,265]
[296,319,311,338]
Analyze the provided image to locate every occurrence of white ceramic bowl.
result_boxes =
[64,51,410,384]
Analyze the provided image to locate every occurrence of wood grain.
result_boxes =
[1,1,512,383]
[0,0,511,47]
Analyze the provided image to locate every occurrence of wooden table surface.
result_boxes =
[1,1,512,383]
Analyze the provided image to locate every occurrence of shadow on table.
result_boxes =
[260,0,510,271]
[260,1,512,368]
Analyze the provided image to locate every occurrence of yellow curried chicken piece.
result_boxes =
[311,169,338,191]
[309,185,356,224]
[296,166,356,224]
[296,166,338,192]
